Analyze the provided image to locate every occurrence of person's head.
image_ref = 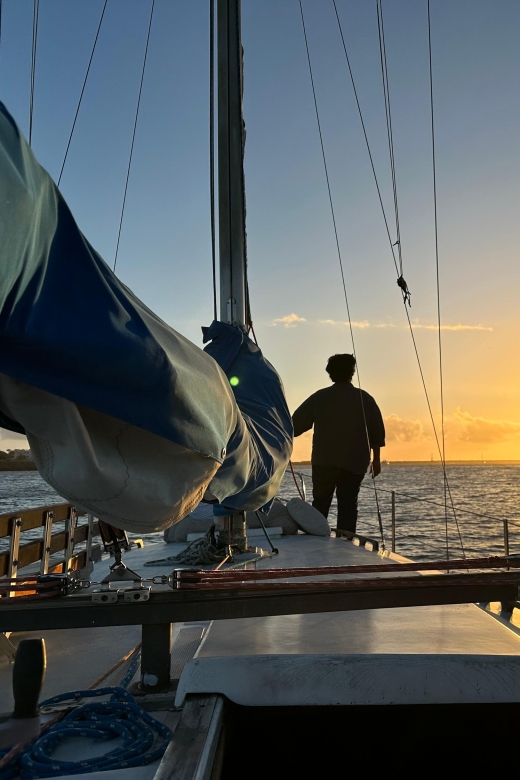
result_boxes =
[326,353,356,383]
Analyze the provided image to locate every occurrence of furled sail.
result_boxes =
[0,104,292,533]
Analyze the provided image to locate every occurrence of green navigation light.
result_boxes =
[229,376,239,387]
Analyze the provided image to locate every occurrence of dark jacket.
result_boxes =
[292,382,385,474]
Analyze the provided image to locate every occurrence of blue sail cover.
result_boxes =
[0,103,292,530]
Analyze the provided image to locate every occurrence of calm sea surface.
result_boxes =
[1,465,519,561]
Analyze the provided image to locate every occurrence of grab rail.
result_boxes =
[0,503,101,581]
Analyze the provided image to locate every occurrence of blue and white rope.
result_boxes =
[0,685,171,779]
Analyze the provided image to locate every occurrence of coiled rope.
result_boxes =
[0,645,171,780]
[0,685,171,779]
[144,527,226,567]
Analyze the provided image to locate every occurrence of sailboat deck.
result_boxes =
[1,532,520,779]
[71,530,520,709]
[157,533,520,707]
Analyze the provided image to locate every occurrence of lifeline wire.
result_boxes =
[331,0,465,557]
[29,0,39,146]
[209,0,218,320]
[427,0,449,562]
[299,0,385,548]
[113,0,155,273]
[57,0,109,187]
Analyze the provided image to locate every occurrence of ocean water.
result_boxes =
[282,464,520,561]
[1,465,519,562]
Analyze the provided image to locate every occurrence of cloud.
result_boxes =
[411,323,493,332]
[384,414,429,443]
[318,319,373,328]
[450,408,520,444]
[273,313,307,328]
[0,428,29,452]
[318,319,492,331]
[0,429,26,442]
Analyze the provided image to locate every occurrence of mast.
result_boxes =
[217,0,247,328]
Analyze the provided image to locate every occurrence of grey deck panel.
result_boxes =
[196,603,520,657]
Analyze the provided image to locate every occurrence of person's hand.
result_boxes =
[370,459,381,478]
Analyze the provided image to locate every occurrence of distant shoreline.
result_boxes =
[1,460,519,474]
[291,460,520,466]
[0,462,37,471]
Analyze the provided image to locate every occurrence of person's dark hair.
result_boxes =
[326,353,356,383]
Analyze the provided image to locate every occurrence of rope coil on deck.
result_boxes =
[0,686,171,779]
[144,526,227,567]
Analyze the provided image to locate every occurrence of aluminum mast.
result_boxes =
[217,0,247,328]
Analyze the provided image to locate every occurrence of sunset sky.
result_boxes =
[1,0,520,461]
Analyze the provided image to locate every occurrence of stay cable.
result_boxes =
[299,0,385,547]
[113,0,155,273]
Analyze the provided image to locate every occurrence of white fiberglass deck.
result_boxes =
[172,534,520,707]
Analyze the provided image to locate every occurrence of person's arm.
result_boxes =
[369,400,385,478]
[371,446,381,477]
[292,395,315,437]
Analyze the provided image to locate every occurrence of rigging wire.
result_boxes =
[298,0,385,549]
[29,0,39,146]
[0,1,3,69]
[331,0,465,557]
[427,0,450,561]
[209,0,218,320]
[331,0,399,278]
[289,460,306,501]
[375,0,404,285]
[113,0,155,273]
[57,0,108,187]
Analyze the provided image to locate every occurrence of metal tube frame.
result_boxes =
[7,518,22,580]
[40,511,54,576]
[64,507,77,574]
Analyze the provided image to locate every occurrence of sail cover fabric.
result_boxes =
[0,103,292,532]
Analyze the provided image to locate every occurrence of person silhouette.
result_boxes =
[292,354,385,534]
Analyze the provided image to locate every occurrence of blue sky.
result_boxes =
[2,0,520,459]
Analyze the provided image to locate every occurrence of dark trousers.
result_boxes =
[312,465,364,534]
